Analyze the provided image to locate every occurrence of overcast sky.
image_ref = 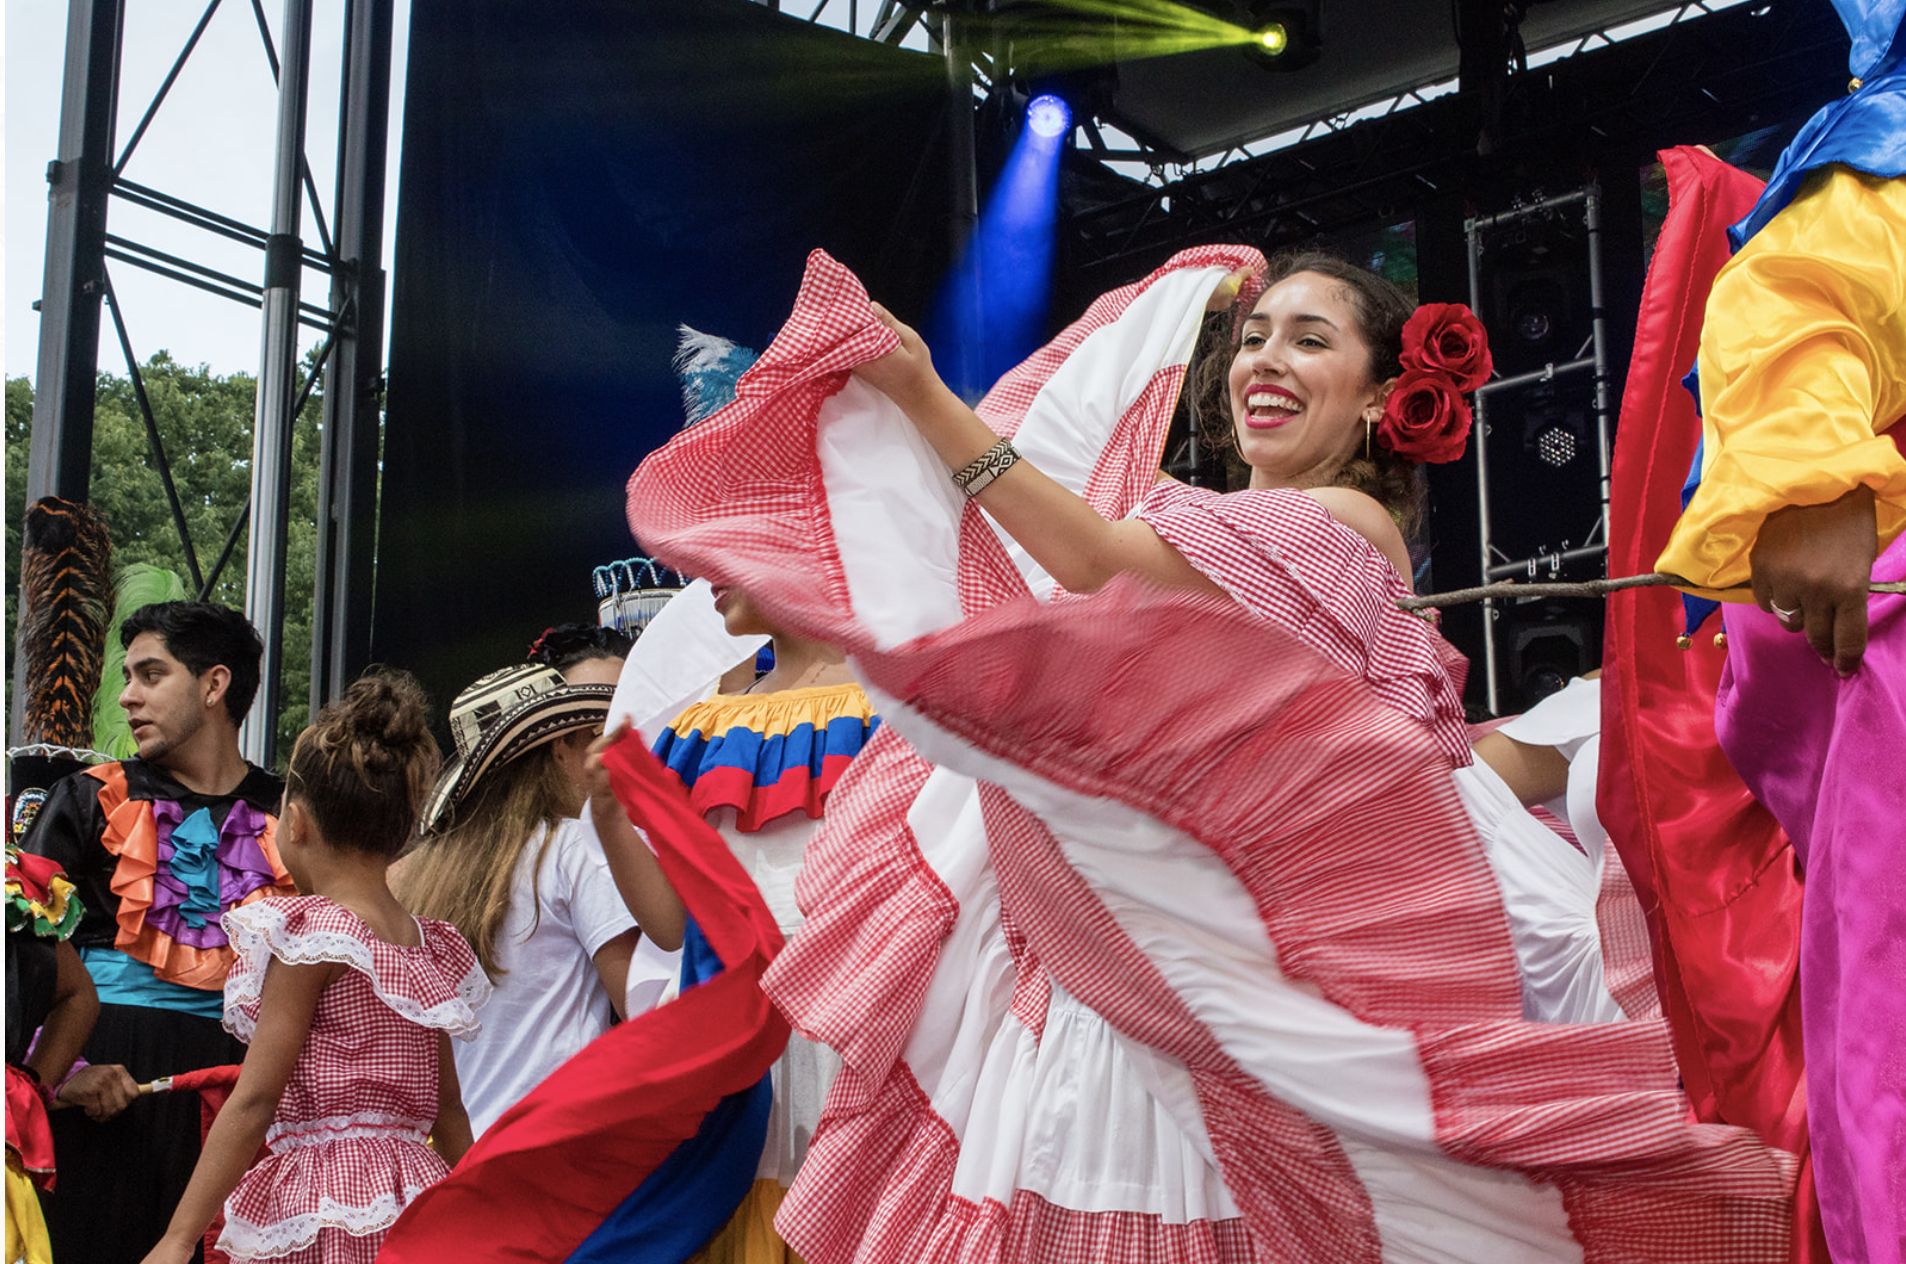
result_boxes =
[6,0,413,383]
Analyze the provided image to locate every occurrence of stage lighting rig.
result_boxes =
[1180,0,1320,70]
[1026,93,1073,138]
[1238,5,1319,69]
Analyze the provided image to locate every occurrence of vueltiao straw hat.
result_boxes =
[420,663,612,834]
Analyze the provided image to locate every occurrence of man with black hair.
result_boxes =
[22,601,295,1264]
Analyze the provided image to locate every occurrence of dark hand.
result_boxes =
[58,1063,141,1121]
[1205,266,1255,312]
[1750,485,1878,676]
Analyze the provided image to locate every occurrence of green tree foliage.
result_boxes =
[7,352,325,765]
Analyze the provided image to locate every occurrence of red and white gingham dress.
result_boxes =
[620,249,1800,1262]
[218,896,488,1264]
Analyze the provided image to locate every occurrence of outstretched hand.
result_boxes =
[1750,485,1877,676]
[853,302,941,409]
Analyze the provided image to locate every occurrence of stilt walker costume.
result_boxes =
[1653,7,1906,1258]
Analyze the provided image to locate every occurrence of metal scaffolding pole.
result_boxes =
[1465,184,1609,715]
[310,0,394,716]
[942,8,981,396]
[242,0,316,768]
[1465,223,1500,715]
[26,0,121,510]
[13,0,123,738]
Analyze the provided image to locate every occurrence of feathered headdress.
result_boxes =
[17,498,115,750]
[672,325,760,427]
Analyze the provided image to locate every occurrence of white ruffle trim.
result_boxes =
[218,1187,432,1258]
[266,1110,432,1153]
[221,901,490,1044]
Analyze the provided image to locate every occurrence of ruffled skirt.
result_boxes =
[773,755,1635,1263]
[220,1120,449,1264]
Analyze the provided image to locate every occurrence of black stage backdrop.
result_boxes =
[378,0,949,715]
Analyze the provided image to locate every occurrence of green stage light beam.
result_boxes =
[999,0,1281,70]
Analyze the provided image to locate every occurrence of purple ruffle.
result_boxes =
[147,800,277,949]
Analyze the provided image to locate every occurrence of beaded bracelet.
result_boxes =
[951,439,1022,498]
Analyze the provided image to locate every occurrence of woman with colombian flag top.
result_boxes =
[378,329,876,1264]
[647,582,878,1263]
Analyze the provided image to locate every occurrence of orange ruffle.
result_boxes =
[86,765,294,991]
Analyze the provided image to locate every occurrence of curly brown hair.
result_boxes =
[1188,249,1426,536]
[283,668,442,858]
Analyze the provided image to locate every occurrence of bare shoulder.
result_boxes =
[1302,487,1412,584]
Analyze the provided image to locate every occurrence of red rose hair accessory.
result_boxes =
[1375,302,1492,463]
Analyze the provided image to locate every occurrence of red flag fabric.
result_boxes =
[5,1064,56,1189]
[377,737,787,1264]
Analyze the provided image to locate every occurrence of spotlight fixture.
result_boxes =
[1026,93,1072,139]
[1237,3,1320,70]
[1507,601,1599,712]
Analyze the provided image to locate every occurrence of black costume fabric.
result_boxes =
[45,1005,249,1264]
[21,759,283,1264]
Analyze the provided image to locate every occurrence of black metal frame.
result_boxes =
[16,0,393,765]
[1053,0,1843,277]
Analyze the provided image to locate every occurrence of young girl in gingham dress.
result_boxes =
[139,671,489,1264]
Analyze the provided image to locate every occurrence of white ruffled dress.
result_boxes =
[217,896,489,1264]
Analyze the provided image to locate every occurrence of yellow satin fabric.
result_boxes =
[6,1155,53,1264]
[687,1179,805,1264]
[668,682,875,744]
[1657,164,1906,595]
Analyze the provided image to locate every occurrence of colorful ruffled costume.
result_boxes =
[19,758,295,1262]
[1651,10,1906,1258]
[607,247,1797,1261]
[1598,144,1830,1262]
[216,896,488,1264]
[6,843,84,1264]
[654,682,879,1261]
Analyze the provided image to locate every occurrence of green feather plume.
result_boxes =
[92,564,189,760]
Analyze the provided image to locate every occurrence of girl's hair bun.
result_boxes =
[330,670,432,773]
[286,668,443,857]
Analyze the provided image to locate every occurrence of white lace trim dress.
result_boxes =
[216,896,488,1263]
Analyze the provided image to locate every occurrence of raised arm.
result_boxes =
[584,722,687,953]
[855,305,1223,599]
[1657,167,1906,673]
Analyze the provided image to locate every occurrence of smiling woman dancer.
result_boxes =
[860,251,1622,1028]
[614,244,1796,1262]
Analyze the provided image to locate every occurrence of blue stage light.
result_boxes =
[929,93,1069,400]
[1026,94,1071,139]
